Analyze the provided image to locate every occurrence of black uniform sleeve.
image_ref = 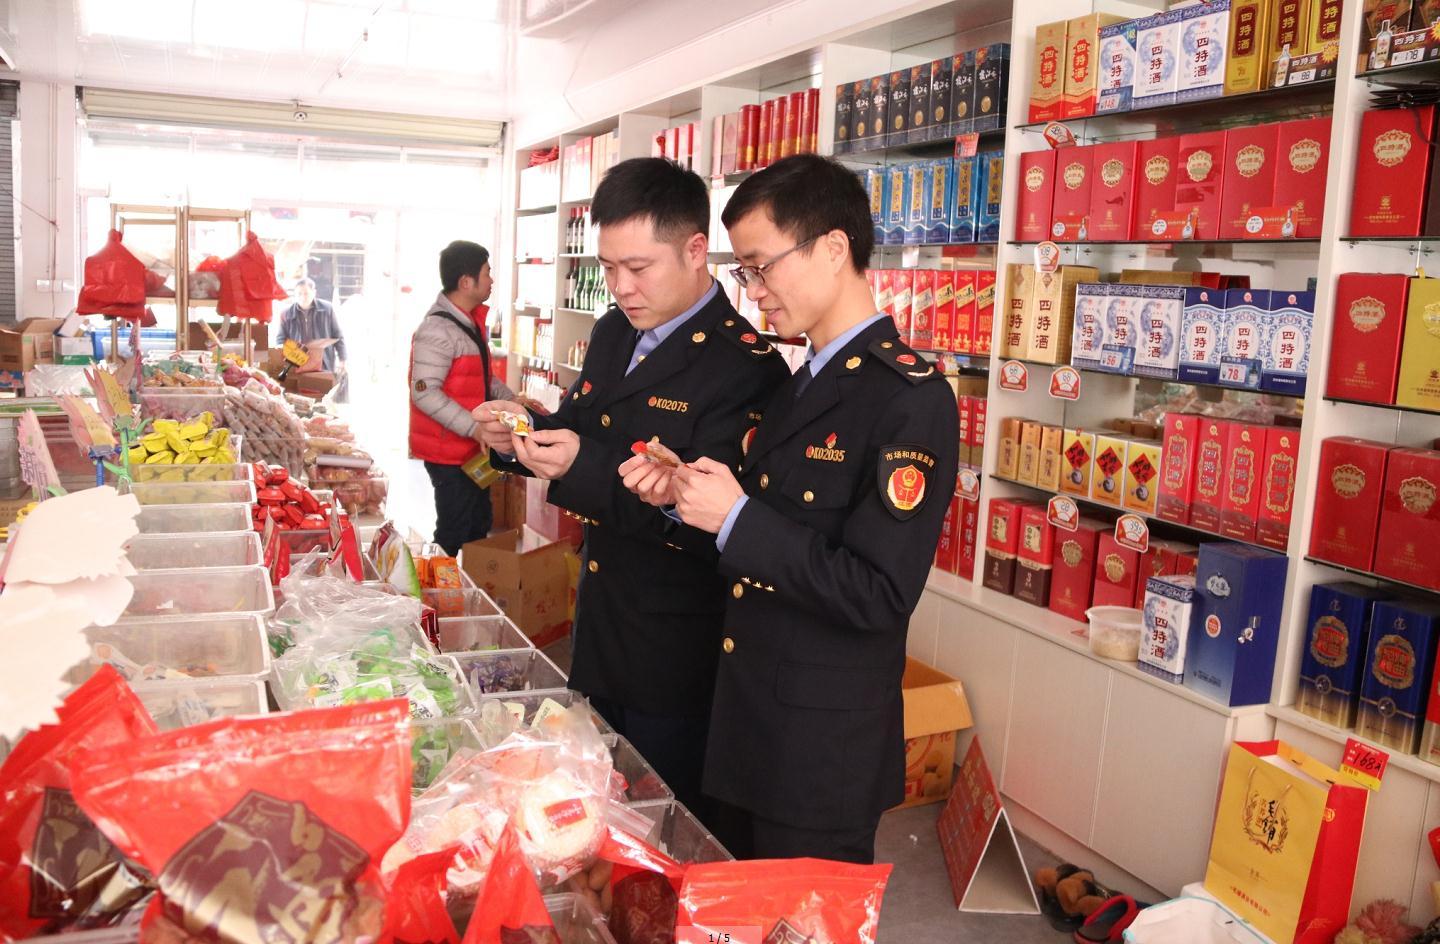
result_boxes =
[719,377,959,632]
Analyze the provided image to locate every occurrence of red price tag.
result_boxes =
[1034,241,1061,274]
[954,133,981,158]
[676,929,764,944]
[998,360,1028,392]
[1047,495,1079,531]
[1049,365,1081,400]
[1340,738,1389,791]
[1042,121,1076,149]
[958,468,981,502]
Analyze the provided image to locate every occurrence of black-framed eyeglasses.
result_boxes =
[729,234,822,288]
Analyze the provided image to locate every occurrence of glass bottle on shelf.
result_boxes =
[1372,20,1393,71]
[1274,43,1292,86]
[565,262,576,308]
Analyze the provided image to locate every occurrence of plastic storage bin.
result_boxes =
[125,531,262,569]
[272,652,477,720]
[453,649,567,696]
[437,615,531,653]
[472,690,614,747]
[409,717,484,793]
[125,566,276,617]
[69,615,270,685]
[611,736,675,803]
[542,894,618,944]
[126,462,250,484]
[138,389,228,423]
[133,678,268,730]
[423,587,502,618]
[627,799,732,862]
[127,479,256,506]
[135,502,252,534]
[1087,606,1144,661]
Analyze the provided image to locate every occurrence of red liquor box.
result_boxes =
[1218,123,1279,240]
[1135,137,1181,239]
[1273,116,1331,239]
[1089,141,1139,241]
[892,270,915,338]
[1093,532,1142,608]
[770,95,788,163]
[1326,273,1409,404]
[786,90,805,158]
[1133,545,1171,609]
[972,398,988,463]
[975,271,997,356]
[759,98,776,168]
[957,396,973,467]
[910,269,935,350]
[1049,518,1105,622]
[953,271,978,355]
[1190,417,1231,533]
[983,498,1031,595]
[1015,504,1056,606]
[875,269,895,321]
[1309,437,1393,571]
[1158,412,1201,524]
[959,497,981,580]
[1174,131,1227,241]
[1051,146,1096,241]
[935,493,962,573]
[1220,422,1268,542]
[1016,150,1058,242]
[933,270,956,352]
[1374,448,1440,591]
[1257,425,1300,552]
[806,87,820,153]
[738,104,761,171]
[1350,106,1437,238]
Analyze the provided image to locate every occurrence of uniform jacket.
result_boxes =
[502,291,789,717]
[276,299,345,370]
[703,318,959,829]
[409,293,512,466]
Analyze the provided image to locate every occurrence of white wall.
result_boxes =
[16,80,79,322]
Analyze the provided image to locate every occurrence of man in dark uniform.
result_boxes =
[623,153,959,863]
[475,157,788,817]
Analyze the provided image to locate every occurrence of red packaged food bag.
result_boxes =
[68,700,412,944]
[460,825,558,944]
[0,665,158,940]
[217,232,288,325]
[78,230,147,321]
[382,849,460,944]
[600,828,686,944]
[676,859,891,944]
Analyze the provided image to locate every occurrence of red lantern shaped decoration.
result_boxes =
[217,231,288,324]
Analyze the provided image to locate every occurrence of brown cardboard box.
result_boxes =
[0,319,63,372]
[896,657,974,809]
[295,372,336,397]
[490,474,528,531]
[461,526,574,648]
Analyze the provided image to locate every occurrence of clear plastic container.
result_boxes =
[135,502,252,534]
[1086,606,1144,661]
[125,566,276,617]
[128,479,257,506]
[287,552,381,582]
[437,615,532,653]
[133,678,268,731]
[423,587,502,618]
[125,531,262,569]
[410,717,483,793]
[611,736,675,803]
[125,462,250,484]
[273,651,477,720]
[626,799,732,863]
[454,648,567,696]
[68,615,270,685]
[474,690,614,745]
[542,894,618,944]
[138,388,227,423]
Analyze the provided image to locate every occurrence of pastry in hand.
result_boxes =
[630,436,680,468]
[492,409,532,437]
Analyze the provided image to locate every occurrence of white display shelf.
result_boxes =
[1269,705,1440,787]
[925,568,1268,721]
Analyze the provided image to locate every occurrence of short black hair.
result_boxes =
[591,157,709,245]
[439,241,491,292]
[721,154,873,273]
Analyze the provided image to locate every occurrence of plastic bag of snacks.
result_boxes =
[69,700,412,944]
[0,666,158,939]
[268,570,425,657]
[592,827,687,944]
[460,826,558,944]
[369,523,422,598]
[676,860,892,944]
[272,627,466,720]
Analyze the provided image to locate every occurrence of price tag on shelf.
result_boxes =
[1034,241,1061,274]
[1042,122,1076,149]
[1340,738,1389,792]
[958,468,981,502]
[998,360,1029,392]
[1114,514,1150,553]
[1047,496,1080,531]
[1049,366,1081,400]
[901,245,921,269]
[1217,357,1261,389]
[676,929,764,944]
[954,132,981,158]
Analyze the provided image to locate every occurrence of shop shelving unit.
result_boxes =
[108,204,184,355]
[503,0,1440,915]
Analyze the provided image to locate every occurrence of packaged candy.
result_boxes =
[459,826,557,944]
[676,859,892,944]
[492,410,532,437]
[0,667,157,940]
[383,849,461,944]
[68,701,412,944]
[630,438,681,469]
[272,627,468,721]
[599,827,687,944]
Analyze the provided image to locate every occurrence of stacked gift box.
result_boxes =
[934,380,989,582]
[709,89,821,177]
[868,267,997,355]
[859,152,1005,247]
[1359,0,1440,73]
[1326,273,1440,411]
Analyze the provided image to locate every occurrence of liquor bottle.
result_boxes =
[1280,208,1296,239]
[565,262,576,308]
[1373,20,1393,72]
[1273,43,1292,87]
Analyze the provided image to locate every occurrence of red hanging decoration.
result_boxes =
[77,230,147,321]
[217,231,288,324]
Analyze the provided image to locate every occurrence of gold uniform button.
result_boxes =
[724,319,735,327]
[588,560,600,573]
[759,473,770,489]
[881,341,893,349]
[732,582,744,599]
[572,392,579,400]
[803,490,815,503]
[601,414,611,427]
[692,331,706,343]
[722,637,735,654]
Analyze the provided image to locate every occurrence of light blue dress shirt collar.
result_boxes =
[627,279,720,374]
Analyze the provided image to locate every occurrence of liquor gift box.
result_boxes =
[1015,504,1056,606]
[1374,447,1440,591]
[974,43,1010,132]
[1261,290,1313,395]
[1030,21,1070,123]
[1017,420,1043,486]
[959,497,981,580]
[1191,418,1232,533]
[1123,438,1164,517]
[869,74,890,152]
[1050,518,1106,622]
[952,270,978,354]
[892,271,915,339]
[905,162,928,246]
[1327,273,1408,404]
[1219,122,1279,240]
[1097,19,1138,114]
[907,62,932,145]
[884,163,908,246]
[1185,543,1289,706]
[929,56,953,139]
[1220,421,1268,541]
[1136,137,1182,238]
[1273,116,1330,238]
[1134,9,1185,110]
[1092,434,1131,507]
[864,167,885,244]
[1090,141,1140,241]
[1257,425,1300,551]
[1396,276,1440,411]
[935,494,962,573]
[1002,263,1035,359]
[850,80,873,149]
[1039,424,1065,492]
[886,69,911,148]
[927,158,954,244]
[952,50,977,133]
[1071,282,1108,370]
[1141,573,1198,683]
[1065,14,1124,117]
[1098,283,1142,374]
[977,151,1005,242]
[1297,581,1388,729]
[1350,106,1436,238]
[951,154,980,244]
[1174,131,1227,240]
[1051,146,1095,241]
[910,269,935,350]
[1061,428,1097,498]
[1027,265,1100,364]
[1016,150,1058,243]
[1309,437,1393,571]
[833,83,854,155]
[976,271,997,356]
[983,498,1031,594]
[1225,0,1272,96]
[1133,284,1186,379]
[1219,288,1271,390]
[1159,412,1202,524]
[932,270,955,352]
[1093,532,1142,608]
[1270,0,1310,78]
[1357,599,1440,753]
[1176,0,1231,103]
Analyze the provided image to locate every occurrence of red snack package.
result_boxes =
[600,828,686,944]
[676,859,891,944]
[0,666,158,940]
[68,700,412,944]
[383,849,460,944]
[267,467,290,486]
[461,825,559,944]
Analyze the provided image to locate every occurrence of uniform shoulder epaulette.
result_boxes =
[715,316,780,358]
[869,338,939,384]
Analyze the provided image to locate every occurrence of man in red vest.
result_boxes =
[408,240,515,555]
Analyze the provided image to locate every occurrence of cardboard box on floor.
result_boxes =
[461,526,575,648]
[0,319,63,372]
[897,657,974,809]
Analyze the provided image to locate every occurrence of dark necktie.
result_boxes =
[793,361,814,399]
